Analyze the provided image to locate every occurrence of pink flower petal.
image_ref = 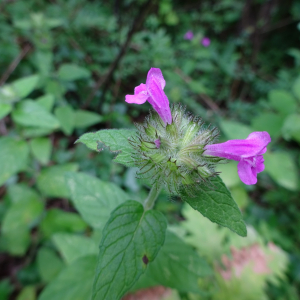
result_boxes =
[146,69,172,125]
[204,131,271,161]
[125,84,148,104]
[255,155,265,173]
[146,68,166,90]
[237,160,257,185]
[125,68,172,125]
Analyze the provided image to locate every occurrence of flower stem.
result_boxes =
[144,185,162,210]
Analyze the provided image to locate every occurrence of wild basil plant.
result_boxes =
[77,68,271,300]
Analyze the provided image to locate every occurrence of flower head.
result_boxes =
[125,68,172,125]
[184,30,194,40]
[129,104,223,195]
[201,37,210,47]
[204,132,271,185]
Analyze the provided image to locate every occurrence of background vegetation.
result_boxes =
[0,0,300,299]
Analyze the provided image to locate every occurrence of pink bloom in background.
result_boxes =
[201,37,210,47]
[218,244,272,281]
[125,68,172,125]
[154,139,161,149]
[204,131,271,185]
[184,30,194,40]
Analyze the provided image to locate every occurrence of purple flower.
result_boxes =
[204,132,271,185]
[125,68,172,125]
[201,37,210,47]
[184,30,194,40]
[154,139,161,149]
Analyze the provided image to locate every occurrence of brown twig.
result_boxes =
[0,44,32,86]
[84,0,156,110]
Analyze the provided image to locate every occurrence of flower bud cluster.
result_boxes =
[129,104,225,195]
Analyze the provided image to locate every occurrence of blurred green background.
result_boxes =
[0,0,300,299]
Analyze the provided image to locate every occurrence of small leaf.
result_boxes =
[29,137,52,165]
[12,100,60,129]
[16,286,35,300]
[37,163,79,198]
[0,103,12,120]
[66,172,129,229]
[0,137,29,186]
[0,227,30,256]
[22,126,54,138]
[37,247,64,283]
[12,75,39,99]
[292,75,300,100]
[52,233,98,264]
[39,255,96,300]
[36,94,55,112]
[7,184,40,204]
[92,200,167,300]
[1,195,43,256]
[134,231,212,294]
[182,176,247,237]
[216,161,240,188]
[251,112,284,138]
[282,114,300,143]
[58,64,91,81]
[268,89,297,116]
[77,129,137,167]
[264,152,298,191]
[55,105,75,135]
[74,110,102,128]
[219,120,253,140]
[40,209,87,239]
[2,197,43,233]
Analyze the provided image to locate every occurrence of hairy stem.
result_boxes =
[144,185,162,211]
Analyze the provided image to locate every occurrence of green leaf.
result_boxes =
[40,209,87,239]
[92,200,167,300]
[36,94,55,112]
[58,64,91,81]
[37,247,64,283]
[0,137,29,186]
[38,255,96,300]
[0,75,39,103]
[12,75,39,99]
[216,161,240,188]
[37,163,79,198]
[22,127,54,138]
[16,286,35,300]
[2,197,43,233]
[74,110,102,128]
[251,112,284,138]
[264,152,298,191]
[268,89,297,116]
[292,75,300,100]
[1,194,43,256]
[0,103,12,120]
[55,105,75,135]
[182,176,247,237]
[7,184,40,204]
[282,114,300,143]
[0,227,30,256]
[77,129,137,167]
[66,172,129,229]
[134,231,212,294]
[219,120,252,140]
[52,233,98,264]
[12,100,60,129]
[0,280,13,300]
[181,204,227,260]
[29,138,52,165]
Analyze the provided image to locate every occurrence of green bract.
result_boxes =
[131,104,225,195]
